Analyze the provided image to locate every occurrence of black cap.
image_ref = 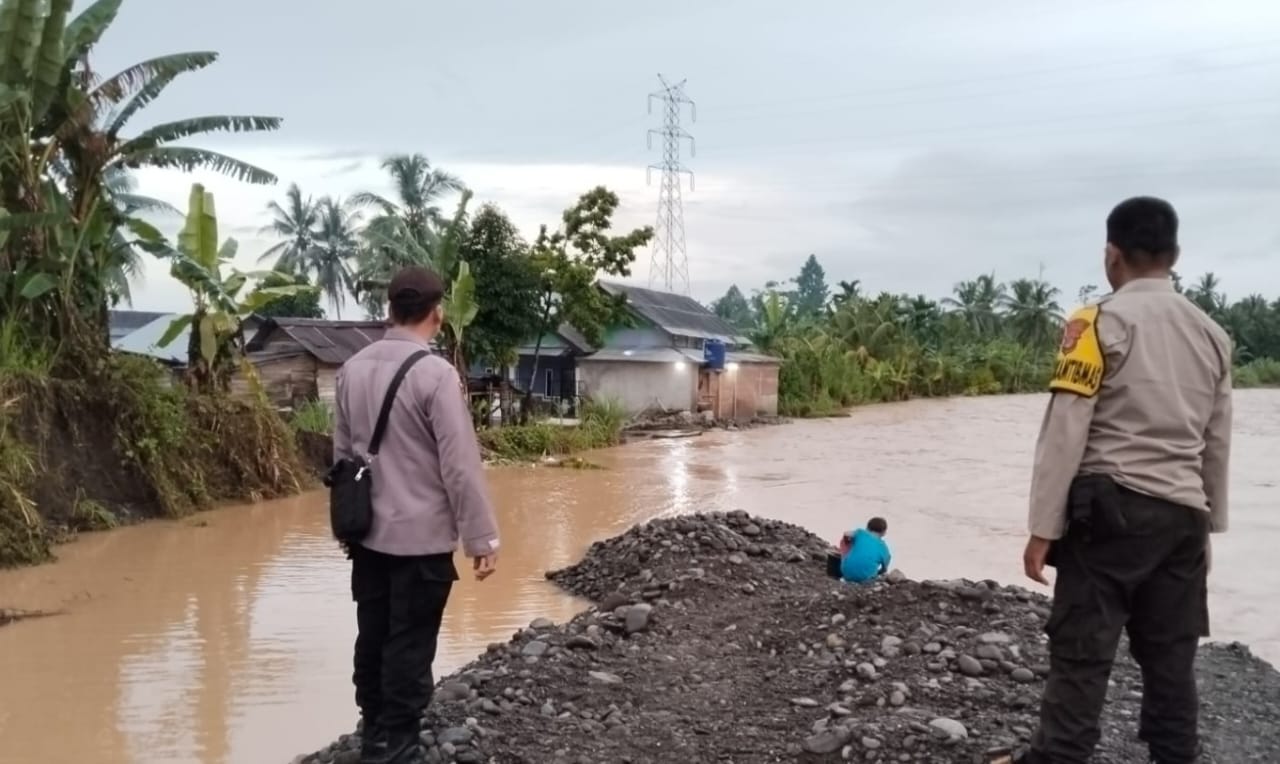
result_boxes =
[388,266,444,302]
[387,266,444,324]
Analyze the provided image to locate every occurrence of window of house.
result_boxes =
[545,369,554,396]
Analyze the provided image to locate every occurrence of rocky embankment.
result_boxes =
[625,408,788,433]
[0,606,60,627]
[299,512,1280,763]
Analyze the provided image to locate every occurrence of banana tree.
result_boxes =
[442,260,479,386]
[154,184,309,393]
[0,0,279,354]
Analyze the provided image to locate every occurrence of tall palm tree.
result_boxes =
[353,154,464,245]
[258,183,319,272]
[306,197,361,317]
[1187,272,1226,319]
[1001,278,1064,347]
[942,273,1007,336]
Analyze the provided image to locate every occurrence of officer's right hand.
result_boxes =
[472,553,498,581]
[1023,536,1052,586]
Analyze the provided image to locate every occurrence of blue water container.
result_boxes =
[703,339,726,370]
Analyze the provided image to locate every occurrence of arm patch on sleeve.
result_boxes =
[1049,304,1105,397]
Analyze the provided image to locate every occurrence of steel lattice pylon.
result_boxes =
[646,74,695,295]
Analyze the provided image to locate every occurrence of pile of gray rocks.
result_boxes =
[297,511,1280,763]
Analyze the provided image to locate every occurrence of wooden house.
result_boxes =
[240,318,390,408]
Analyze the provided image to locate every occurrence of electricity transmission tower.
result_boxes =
[646,74,695,295]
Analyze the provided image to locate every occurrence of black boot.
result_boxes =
[359,721,387,763]
[363,728,422,764]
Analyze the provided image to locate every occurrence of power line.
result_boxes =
[646,74,696,296]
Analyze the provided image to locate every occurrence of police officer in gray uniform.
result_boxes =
[1018,196,1233,763]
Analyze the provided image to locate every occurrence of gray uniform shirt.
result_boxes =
[334,328,500,557]
[1028,277,1233,540]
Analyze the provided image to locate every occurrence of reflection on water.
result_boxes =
[0,392,1276,764]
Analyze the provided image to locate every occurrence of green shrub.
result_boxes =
[291,400,335,435]
[1235,358,1280,388]
[477,399,625,461]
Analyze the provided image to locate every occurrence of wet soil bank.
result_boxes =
[299,512,1280,763]
[0,363,310,568]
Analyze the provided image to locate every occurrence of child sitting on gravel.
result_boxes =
[837,517,892,583]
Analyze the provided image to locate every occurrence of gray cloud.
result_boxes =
[97,0,1280,312]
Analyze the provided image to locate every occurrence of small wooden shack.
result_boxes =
[240,318,389,408]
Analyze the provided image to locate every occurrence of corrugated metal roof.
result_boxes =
[247,318,390,365]
[112,313,187,365]
[584,347,780,366]
[727,351,781,365]
[582,347,689,363]
[599,281,752,345]
[108,310,170,341]
[556,323,594,353]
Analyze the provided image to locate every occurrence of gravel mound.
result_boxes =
[299,512,1280,763]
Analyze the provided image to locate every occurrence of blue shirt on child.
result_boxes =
[840,528,891,583]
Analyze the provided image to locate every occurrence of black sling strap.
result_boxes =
[367,349,430,457]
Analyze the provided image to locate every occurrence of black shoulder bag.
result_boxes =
[325,350,429,544]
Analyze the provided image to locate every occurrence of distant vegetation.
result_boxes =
[476,399,628,461]
[713,257,1280,416]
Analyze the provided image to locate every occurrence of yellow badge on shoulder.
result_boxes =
[1049,304,1104,397]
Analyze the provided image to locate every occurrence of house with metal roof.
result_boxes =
[108,310,169,344]
[241,317,404,408]
[513,281,779,420]
[111,312,266,368]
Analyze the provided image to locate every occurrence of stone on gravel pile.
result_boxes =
[298,511,1280,764]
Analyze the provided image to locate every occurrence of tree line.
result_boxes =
[249,161,653,396]
[711,255,1280,415]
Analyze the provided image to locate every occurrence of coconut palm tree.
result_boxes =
[258,183,319,272]
[353,153,464,246]
[1187,272,1227,319]
[1000,278,1064,347]
[306,197,361,317]
[942,274,1007,336]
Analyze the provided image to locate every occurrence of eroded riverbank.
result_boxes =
[1,392,1277,764]
[301,512,1280,763]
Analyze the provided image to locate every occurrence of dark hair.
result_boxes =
[1106,196,1179,266]
[867,517,888,535]
[387,266,445,325]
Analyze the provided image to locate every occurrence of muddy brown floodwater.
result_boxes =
[0,392,1276,764]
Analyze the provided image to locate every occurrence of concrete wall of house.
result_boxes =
[577,359,696,415]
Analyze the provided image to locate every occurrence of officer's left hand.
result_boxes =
[1023,536,1052,586]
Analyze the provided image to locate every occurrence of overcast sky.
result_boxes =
[96,0,1280,314]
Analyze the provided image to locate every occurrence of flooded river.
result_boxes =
[1,392,1276,764]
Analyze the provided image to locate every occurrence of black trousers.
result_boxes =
[351,544,456,735]
[1030,481,1210,764]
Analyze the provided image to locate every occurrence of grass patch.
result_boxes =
[1235,358,1280,388]
[72,495,119,531]
[0,393,46,566]
[0,320,53,379]
[478,397,627,461]
[291,400,334,435]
